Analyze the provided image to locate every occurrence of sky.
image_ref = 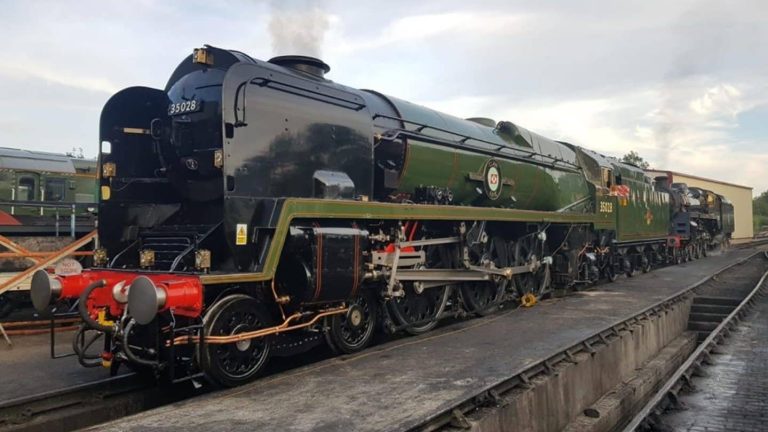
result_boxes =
[2,0,767,193]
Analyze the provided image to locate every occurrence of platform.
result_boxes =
[89,248,759,432]
[664,283,768,432]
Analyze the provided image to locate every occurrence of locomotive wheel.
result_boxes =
[325,292,378,354]
[641,253,652,273]
[603,255,619,282]
[461,239,507,316]
[0,294,13,319]
[200,294,271,387]
[460,281,503,316]
[514,273,537,299]
[389,245,452,335]
[389,282,450,335]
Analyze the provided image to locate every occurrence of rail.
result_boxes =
[0,373,206,432]
[620,252,768,431]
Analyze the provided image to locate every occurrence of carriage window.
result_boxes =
[45,178,66,202]
[17,177,35,201]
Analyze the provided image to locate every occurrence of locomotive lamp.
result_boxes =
[93,247,108,266]
[195,249,211,271]
[102,162,116,178]
[193,47,214,66]
[100,185,111,201]
[139,249,155,268]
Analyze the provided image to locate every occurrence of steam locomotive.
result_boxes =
[30,46,733,387]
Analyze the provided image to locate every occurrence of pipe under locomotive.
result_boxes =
[30,45,734,386]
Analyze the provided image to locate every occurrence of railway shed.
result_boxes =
[647,169,754,240]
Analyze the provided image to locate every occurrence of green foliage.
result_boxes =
[620,151,650,169]
[754,190,768,234]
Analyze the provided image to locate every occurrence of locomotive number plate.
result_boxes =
[599,201,614,213]
[168,99,202,116]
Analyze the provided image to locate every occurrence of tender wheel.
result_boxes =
[325,292,378,354]
[624,257,636,278]
[674,249,682,264]
[200,294,271,387]
[641,254,652,273]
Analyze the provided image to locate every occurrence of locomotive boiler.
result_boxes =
[29,45,724,386]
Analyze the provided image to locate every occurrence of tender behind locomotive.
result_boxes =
[30,45,732,386]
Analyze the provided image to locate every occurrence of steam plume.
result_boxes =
[269,0,329,58]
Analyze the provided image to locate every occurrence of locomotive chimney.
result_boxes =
[269,55,330,78]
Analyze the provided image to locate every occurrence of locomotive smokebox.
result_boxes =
[269,55,330,78]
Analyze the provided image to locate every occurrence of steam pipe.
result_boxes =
[78,279,113,333]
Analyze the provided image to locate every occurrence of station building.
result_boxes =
[647,169,754,240]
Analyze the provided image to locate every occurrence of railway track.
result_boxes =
[420,250,767,431]
[0,373,200,432]
[620,251,768,432]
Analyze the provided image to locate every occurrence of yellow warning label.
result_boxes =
[236,224,248,245]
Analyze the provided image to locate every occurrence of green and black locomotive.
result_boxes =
[30,46,729,386]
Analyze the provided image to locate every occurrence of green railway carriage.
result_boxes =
[31,46,697,387]
[0,148,97,233]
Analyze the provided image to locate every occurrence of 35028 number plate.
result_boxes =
[168,99,201,116]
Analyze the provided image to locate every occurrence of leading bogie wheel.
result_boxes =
[325,292,378,354]
[200,294,272,387]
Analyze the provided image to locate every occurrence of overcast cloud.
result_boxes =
[2,0,767,193]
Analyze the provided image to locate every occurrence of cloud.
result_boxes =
[328,11,531,55]
[0,63,120,95]
[421,74,768,193]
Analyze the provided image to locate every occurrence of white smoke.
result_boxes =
[268,0,330,58]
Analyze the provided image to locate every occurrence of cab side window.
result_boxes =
[17,176,36,201]
[45,178,66,202]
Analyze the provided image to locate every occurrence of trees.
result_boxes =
[753,190,768,235]
[621,151,650,169]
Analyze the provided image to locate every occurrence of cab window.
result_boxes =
[45,178,66,202]
[17,176,36,201]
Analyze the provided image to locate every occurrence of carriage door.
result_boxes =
[14,172,39,215]
[43,176,67,216]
